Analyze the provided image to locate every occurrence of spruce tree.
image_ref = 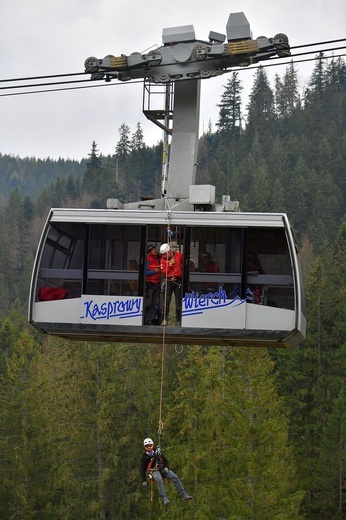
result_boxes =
[247,66,276,135]
[308,52,327,95]
[216,72,243,133]
[115,123,131,159]
[131,122,145,151]
[275,61,300,118]
[83,141,104,195]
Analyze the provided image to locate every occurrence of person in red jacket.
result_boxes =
[140,438,192,505]
[202,252,220,293]
[202,252,219,273]
[160,243,183,326]
[144,245,161,325]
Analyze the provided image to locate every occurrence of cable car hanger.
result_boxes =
[84,12,290,84]
[85,11,290,211]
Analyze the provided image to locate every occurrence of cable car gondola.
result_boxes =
[28,12,305,347]
[28,208,306,347]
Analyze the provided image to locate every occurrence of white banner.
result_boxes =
[80,295,143,325]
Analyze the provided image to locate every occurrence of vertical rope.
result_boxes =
[157,209,173,445]
[158,334,165,446]
[150,480,154,502]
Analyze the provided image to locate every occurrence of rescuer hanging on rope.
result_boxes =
[140,438,193,505]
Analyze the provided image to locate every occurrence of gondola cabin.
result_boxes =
[28,208,306,347]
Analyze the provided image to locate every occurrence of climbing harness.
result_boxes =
[147,452,165,501]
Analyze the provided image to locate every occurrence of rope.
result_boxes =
[150,479,154,502]
[157,208,172,446]
[157,335,165,446]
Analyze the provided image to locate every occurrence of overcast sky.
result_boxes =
[1,0,345,160]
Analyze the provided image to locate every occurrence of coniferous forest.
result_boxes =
[0,57,345,519]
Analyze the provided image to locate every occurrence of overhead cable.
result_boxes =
[0,47,345,98]
[0,79,144,97]
[0,37,345,86]
[0,72,86,84]
[290,37,346,50]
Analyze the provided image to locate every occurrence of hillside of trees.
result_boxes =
[0,56,345,518]
[0,155,86,203]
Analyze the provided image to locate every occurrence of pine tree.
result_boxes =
[285,157,315,236]
[216,72,243,133]
[247,66,276,134]
[115,123,131,159]
[275,61,300,118]
[131,122,145,151]
[248,165,271,212]
[236,132,267,211]
[308,52,327,95]
[66,174,79,200]
[83,141,104,195]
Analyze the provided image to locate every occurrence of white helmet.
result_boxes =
[143,438,154,446]
[160,243,170,254]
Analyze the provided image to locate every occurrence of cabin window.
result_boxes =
[36,223,84,300]
[36,222,295,311]
[187,226,242,297]
[86,224,142,296]
[36,222,143,300]
[246,228,294,309]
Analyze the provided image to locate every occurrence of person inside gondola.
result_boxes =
[247,255,265,274]
[189,258,197,272]
[126,259,139,295]
[140,438,192,505]
[144,245,161,325]
[201,251,219,293]
[160,243,183,326]
[202,251,219,273]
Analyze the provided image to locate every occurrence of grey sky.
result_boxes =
[1,0,345,160]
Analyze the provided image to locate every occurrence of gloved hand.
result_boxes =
[143,481,148,486]
[162,467,169,475]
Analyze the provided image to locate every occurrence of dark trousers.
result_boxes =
[163,280,181,322]
[144,282,160,324]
